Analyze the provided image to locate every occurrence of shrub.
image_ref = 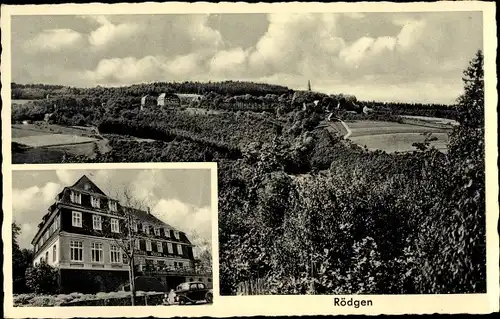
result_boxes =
[25,261,59,295]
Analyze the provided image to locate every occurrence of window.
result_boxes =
[35,243,39,252]
[70,241,83,261]
[91,242,103,263]
[43,232,48,242]
[110,245,121,263]
[135,239,140,250]
[178,262,183,268]
[157,242,163,253]
[70,191,81,204]
[72,211,82,227]
[54,215,59,230]
[45,251,49,262]
[132,223,138,233]
[123,253,128,264]
[177,244,183,255]
[93,215,102,230]
[154,227,160,236]
[53,245,57,262]
[91,196,101,208]
[167,243,173,254]
[173,231,179,239]
[143,224,150,235]
[164,228,170,238]
[146,240,152,251]
[111,218,119,233]
[108,200,117,212]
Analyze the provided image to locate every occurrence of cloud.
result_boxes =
[83,52,209,84]
[152,199,212,241]
[186,15,224,49]
[88,15,142,49]
[82,56,167,84]
[166,53,206,77]
[13,182,63,248]
[56,170,80,185]
[23,29,85,53]
[208,48,248,75]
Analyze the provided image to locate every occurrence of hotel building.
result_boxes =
[31,175,211,293]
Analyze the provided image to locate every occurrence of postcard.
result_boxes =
[2,1,498,317]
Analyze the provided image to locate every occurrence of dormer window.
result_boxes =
[84,183,91,191]
[108,200,117,212]
[173,231,179,239]
[143,224,150,235]
[70,191,81,204]
[91,196,101,208]
[164,228,170,238]
[154,227,160,236]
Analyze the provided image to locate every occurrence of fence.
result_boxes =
[236,278,271,295]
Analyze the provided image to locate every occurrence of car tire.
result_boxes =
[205,292,213,304]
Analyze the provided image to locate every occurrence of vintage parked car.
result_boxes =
[174,281,213,305]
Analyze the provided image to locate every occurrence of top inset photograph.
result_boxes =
[8,12,482,165]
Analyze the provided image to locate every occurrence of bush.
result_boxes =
[25,261,59,295]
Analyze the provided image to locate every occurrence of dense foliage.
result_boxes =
[12,222,34,294]
[216,50,485,295]
[25,261,60,295]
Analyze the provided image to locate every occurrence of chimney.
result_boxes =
[147,207,151,214]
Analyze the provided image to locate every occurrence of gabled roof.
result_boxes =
[69,175,107,197]
[126,206,174,228]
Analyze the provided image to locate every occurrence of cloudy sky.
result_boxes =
[11,169,213,252]
[11,12,482,104]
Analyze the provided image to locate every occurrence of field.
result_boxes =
[13,134,97,148]
[12,123,102,163]
[345,120,452,153]
[12,99,37,105]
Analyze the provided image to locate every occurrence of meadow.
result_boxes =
[345,120,452,153]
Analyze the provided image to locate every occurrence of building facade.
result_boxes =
[31,175,211,293]
[157,93,181,108]
[140,95,156,110]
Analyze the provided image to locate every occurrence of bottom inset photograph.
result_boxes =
[10,164,216,307]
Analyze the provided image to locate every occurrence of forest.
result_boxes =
[11,51,485,295]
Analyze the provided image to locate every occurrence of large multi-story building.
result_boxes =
[31,175,211,293]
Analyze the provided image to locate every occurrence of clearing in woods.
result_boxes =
[12,123,104,163]
[342,120,453,153]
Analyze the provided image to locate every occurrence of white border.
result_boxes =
[2,1,498,317]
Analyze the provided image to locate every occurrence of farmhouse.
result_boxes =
[175,93,203,105]
[31,175,211,293]
[157,93,181,108]
[140,95,156,110]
